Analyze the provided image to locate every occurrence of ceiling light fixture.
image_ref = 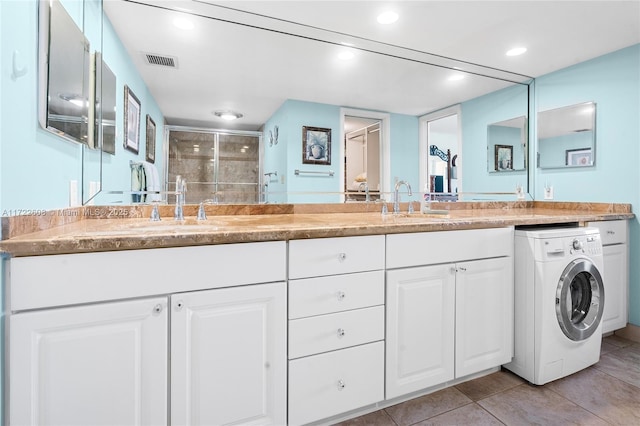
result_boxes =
[173,18,194,30]
[448,74,465,81]
[213,110,243,120]
[506,47,527,56]
[58,93,87,107]
[338,50,355,60]
[377,11,399,25]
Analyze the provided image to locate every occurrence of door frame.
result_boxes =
[340,108,391,202]
[419,105,462,196]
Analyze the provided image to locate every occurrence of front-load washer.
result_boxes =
[504,227,605,385]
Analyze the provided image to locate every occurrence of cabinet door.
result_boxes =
[456,257,513,377]
[386,264,455,399]
[171,282,287,426]
[601,244,628,333]
[9,297,168,426]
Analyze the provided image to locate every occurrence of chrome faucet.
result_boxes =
[174,175,186,221]
[393,180,412,214]
[358,181,370,203]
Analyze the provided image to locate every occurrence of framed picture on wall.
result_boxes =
[494,144,513,171]
[566,148,592,166]
[123,85,141,154]
[302,126,331,165]
[145,115,156,163]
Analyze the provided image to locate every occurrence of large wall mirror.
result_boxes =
[538,102,596,169]
[87,0,533,205]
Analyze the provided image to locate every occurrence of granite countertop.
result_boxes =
[0,201,633,257]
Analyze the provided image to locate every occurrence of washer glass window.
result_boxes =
[556,258,604,341]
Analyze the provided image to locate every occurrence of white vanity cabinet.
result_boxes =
[385,228,514,399]
[588,220,629,333]
[288,235,385,425]
[7,241,287,426]
[171,282,287,426]
[9,297,169,426]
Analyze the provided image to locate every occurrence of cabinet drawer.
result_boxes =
[10,241,286,311]
[289,235,385,279]
[289,271,384,319]
[386,228,513,269]
[289,306,384,359]
[587,220,627,245]
[288,341,384,425]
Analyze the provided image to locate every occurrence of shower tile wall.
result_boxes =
[168,130,260,204]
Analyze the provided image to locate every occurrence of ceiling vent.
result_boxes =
[143,53,178,69]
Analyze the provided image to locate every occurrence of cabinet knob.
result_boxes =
[175,300,184,311]
[153,304,163,313]
[337,328,346,338]
[337,379,346,390]
[338,252,347,262]
[337,291,346,301]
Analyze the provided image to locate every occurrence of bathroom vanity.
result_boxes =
[1,201,633,425]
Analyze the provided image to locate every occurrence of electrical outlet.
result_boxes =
[69,180,79,207]
[544,185,554,200]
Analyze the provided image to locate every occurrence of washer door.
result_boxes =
[555,258,605,341]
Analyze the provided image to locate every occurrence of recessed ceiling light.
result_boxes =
[377,11,398,25]
[448,74,465,81]
[506,47,527,56]
[173,18,194,30]
[338,50,355,60]
[213,110,243,120]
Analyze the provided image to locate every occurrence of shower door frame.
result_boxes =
[163,125,263,204]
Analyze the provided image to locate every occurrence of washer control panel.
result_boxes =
[569,234,602,256]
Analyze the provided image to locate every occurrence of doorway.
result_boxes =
[419,105,462,199]
[340,108,391,202]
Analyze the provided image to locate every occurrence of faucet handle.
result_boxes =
[197,202,207,220]
[381,202,389,216]
[150,202,161,221]
[408,200,415,214]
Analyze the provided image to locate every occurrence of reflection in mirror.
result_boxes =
[487,116,527,172]
[98,56,117,156]
[538,102,596,169]
[38,0,91,145]
[166,127,262,205]
[345,116,381,202]
[423,109,460,197]
[102,1,533,204]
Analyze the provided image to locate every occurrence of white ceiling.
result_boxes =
[104,1,640,130]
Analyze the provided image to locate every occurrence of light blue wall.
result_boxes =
[265,100,420,203]
[534,44,640,325]
[389,113,420,198]
[461,84,529,195]
[1,0,83,212]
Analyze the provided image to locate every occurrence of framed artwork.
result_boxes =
[302,126,331,165]
[145,115,156,163]
[494,144,513,171]
[566,148,592,166]
[123,85,141,154]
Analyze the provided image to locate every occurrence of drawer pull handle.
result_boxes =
[607,230,616,235]
[337,291,346,301]
[337,328,346,338]
[338,252,347,262]
[337,379,346,390]
[458,266,467,272]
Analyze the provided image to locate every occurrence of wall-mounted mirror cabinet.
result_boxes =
[38,0,92,145]
[537,102,596,169]
[488,116,527,173]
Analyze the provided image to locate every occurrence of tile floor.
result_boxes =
[334,335,640,425]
